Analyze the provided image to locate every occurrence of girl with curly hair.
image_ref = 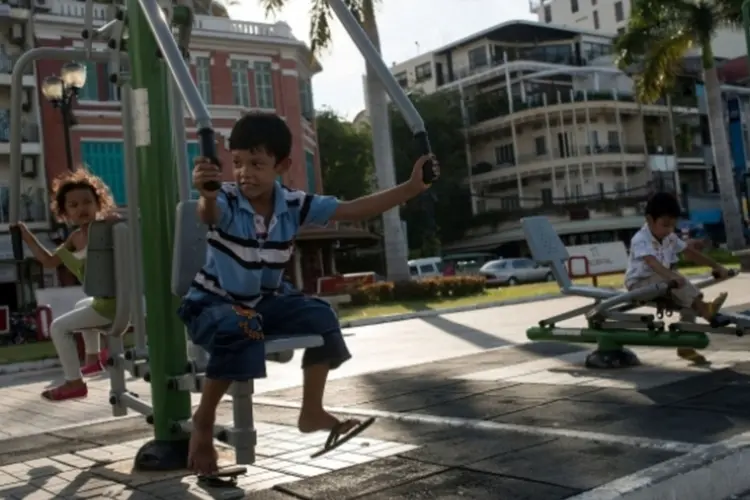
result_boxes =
[13,167,120,401]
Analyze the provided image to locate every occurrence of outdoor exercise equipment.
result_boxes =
[9,0,436,476]
[522,216,748,369]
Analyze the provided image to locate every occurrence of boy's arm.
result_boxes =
[631,234,681,282]
[332,182,418,221]
[197,185,232,228]
[332,155,436,221]
[642,255,681,281]
[682,245,724,270]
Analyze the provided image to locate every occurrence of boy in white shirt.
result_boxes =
[625,192,730,364]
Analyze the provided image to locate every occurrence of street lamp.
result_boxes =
[41,61,87,172]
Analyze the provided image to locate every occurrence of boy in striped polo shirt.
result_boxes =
[179,113,439,475]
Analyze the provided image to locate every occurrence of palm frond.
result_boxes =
[256,0,286,18]
[713,0,745,25]
[635,29,694,103]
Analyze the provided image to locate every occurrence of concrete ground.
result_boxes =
[2,275,750,499]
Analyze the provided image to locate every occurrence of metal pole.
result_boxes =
[168,75,189,202]
[62,100,74,171]
[127,0,191,470]
[10,48,124,261]
[120,83,148,355]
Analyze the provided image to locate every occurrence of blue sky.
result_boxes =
[229,0,535,119]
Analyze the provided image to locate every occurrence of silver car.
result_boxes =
[480,258,554,286]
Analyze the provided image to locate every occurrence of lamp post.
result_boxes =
[41,62,87,173]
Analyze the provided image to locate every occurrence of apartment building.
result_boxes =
[389,20,722,255]
[0,0,348,309]
[530,0,746,59]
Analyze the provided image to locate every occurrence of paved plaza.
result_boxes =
[1,275,750,498]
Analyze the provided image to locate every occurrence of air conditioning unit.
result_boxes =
[11,23,24,44]
[21,157,37,179]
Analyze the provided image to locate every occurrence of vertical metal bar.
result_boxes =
[231,381,256,464]
[107,335,128,417]
[121,83,148,354]
[128,0,191,469]
[168,75,189,202]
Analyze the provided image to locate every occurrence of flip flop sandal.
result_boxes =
[310,417,376,459]
[197,465,247,487]
[677,349,710,366]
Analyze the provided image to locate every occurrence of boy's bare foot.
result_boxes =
[298,408,360,434]
[676,347,709,366]
[188,426,218,476]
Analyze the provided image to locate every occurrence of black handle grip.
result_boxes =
[414,131,437,185]
[10,225,23,261]
[197,127,221,191]
[667,279,679,289]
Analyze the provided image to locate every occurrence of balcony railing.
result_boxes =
[470,183,654,228]
[0,110,39,142]
[0,186,46,224]
[41,0,297,41]
[471,144,644,176]
[466,90,699,127]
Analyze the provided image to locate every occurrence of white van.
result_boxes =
[408,257,444,279]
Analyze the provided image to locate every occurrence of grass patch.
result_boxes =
[0,265,734,366]
[337,265,730,322]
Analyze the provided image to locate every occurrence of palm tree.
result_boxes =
[616,0,746,251]
[259,0,412,281]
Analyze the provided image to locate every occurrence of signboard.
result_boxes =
[317,273,376,295]
[565,242,629,277]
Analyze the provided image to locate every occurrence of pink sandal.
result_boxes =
[42,384,88,401]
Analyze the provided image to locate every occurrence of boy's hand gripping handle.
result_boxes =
[197,127,221,191]
[414,131,437,184]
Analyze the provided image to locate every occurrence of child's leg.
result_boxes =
[256,294,354,433]
[45,304,111,400]
[178,299,267,475]
[671,278,724,365]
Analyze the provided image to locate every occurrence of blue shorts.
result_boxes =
[177,289,351,381]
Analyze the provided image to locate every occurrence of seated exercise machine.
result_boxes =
[9,0,436,481]
[521,216,748,369]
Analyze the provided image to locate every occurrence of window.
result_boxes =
[299,78,313,120]
[230,60,250,107]
[617,27,625,36]
[494,144,515,165]
[607,130,620,149]
[593,10,599,29]
[614,1,624,22]
[187,142,200,199]
[541,188,553,205]
[468,47,488,70]
[418,264,435,274]
[195,56,211,104]
[543,5,552,22]
[534,136,546,156]
[77,61,98,101]
[254,61,274,109]
[500,196,520,210]
[409,266,418,276]
[414,62,432,82]
[305,150,316,192]
[591,0,596,4]
[571,0,579,13]
[80,141,126,204]
[395,71,408,87]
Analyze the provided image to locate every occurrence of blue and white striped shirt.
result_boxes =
[185,181,340,306]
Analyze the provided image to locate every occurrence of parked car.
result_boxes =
[479,258,554,286]
[408,257,444,279]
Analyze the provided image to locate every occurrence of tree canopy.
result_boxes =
[317,109,375,201]
[614,0,742,102]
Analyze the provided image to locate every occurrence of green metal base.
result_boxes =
[134,438,189,471]
[526,326,709,349]
[585,348,641,369]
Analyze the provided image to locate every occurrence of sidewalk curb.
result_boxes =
[569,431,750,500]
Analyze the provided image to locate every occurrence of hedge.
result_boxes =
[349,276,486,306]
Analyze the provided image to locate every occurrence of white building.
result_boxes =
[529,0,746,59]
[389,20,729,255]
